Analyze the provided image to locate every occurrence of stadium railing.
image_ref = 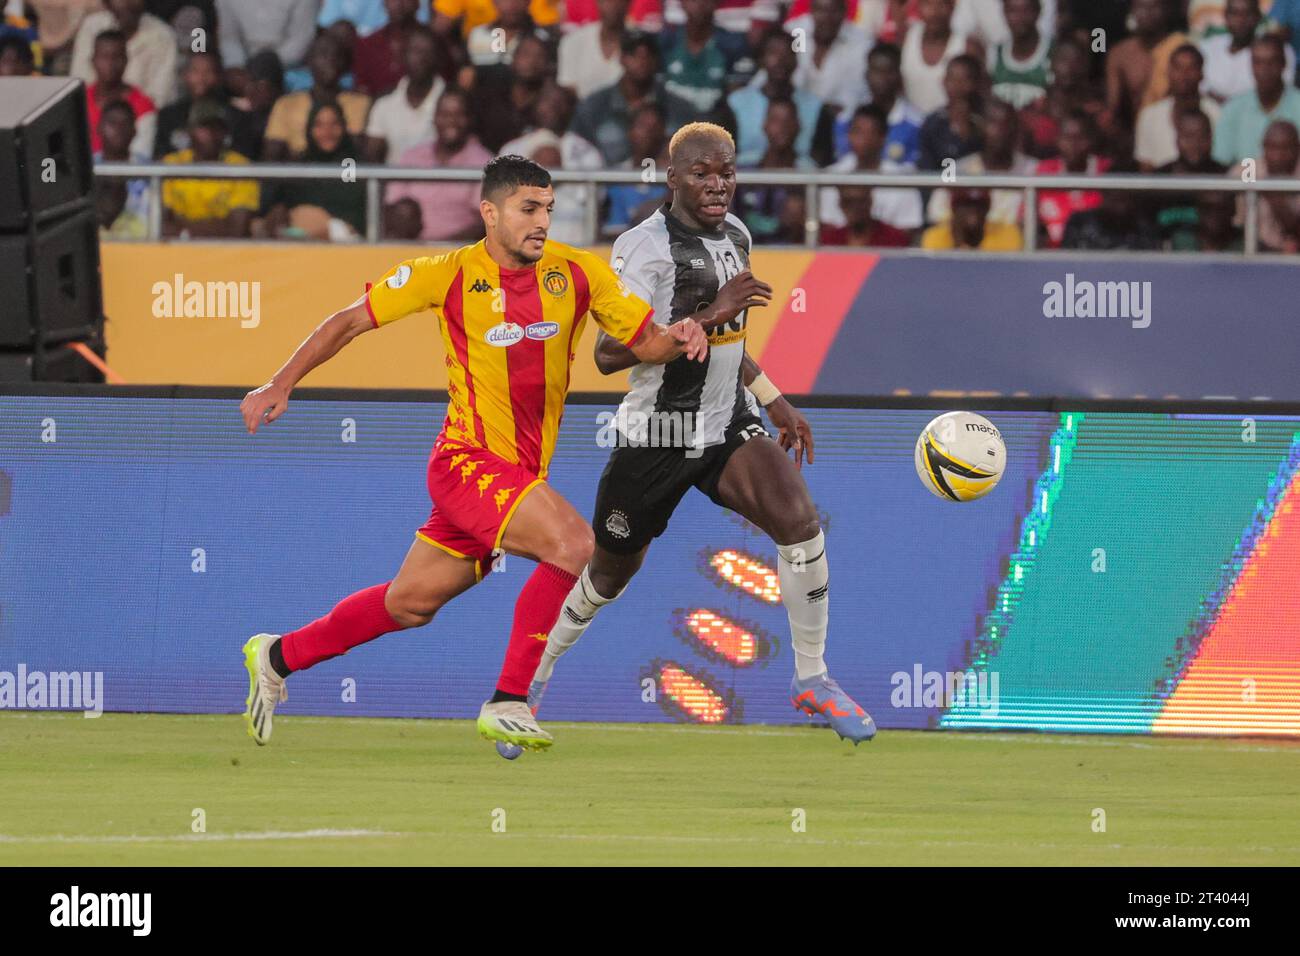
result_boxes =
[93,162,1299,253]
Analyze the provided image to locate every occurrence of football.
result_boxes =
[914,412,1006,502]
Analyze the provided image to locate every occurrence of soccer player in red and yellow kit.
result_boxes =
[237,156,707,751]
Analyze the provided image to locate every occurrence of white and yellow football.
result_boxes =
[914,412,1006,502]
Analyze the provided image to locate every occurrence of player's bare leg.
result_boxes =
[243,539,479,745]
[714,434,876,744]
[478,482,595,751]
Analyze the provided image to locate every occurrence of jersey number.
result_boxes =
[710,248,747,340]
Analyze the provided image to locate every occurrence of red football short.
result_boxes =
[416,439,544,579]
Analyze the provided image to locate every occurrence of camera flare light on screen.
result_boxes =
[675,608,775,666]
[655,662,729,723]
[708,549,781,603]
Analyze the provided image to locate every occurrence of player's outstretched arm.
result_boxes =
[593,330,640,375]
[743,354,814,467]
[626,317,708,366]
[240,297,374,434]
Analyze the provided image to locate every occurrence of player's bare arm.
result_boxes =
[741,354,814,467]
[240,297,373,434]
[592,269,770,374]
[627,316,709,364]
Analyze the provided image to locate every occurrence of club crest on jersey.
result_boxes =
[469,278,493,293]
[526,321,559,341]
[386,264,411,288]
[605,509,631,539]
[485,322,525,347]
[542,270,568,297]
[613,256,626,274]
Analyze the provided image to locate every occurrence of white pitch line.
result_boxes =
[5,829,1293,856]
[4,711,1296,752]
[0,829,405,845]
[480,832,1300,855]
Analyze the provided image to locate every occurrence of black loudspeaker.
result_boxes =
[0,332,106,384]
[0,205,102,348]
[0,77,94,230]
[0,78,103,355]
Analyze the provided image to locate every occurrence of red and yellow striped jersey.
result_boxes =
[365,239,652,477]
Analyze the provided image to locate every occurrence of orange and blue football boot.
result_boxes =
[791,672,877,744]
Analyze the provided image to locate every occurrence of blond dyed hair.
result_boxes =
[668,122,735,162]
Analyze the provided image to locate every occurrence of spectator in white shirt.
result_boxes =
[901,0,981,114]
[71,0,179,107]
[1136,43,1221,169]
[500,83,603,243]
[660,0,781,37]
[1200,0,1295,102]
[952,0,1055,47]
[927,97,1034,223]
[557,0,628,99]
[788,0,873,113]
[363,25,446,162]
[215,0,321,74]
[820,102,924,231]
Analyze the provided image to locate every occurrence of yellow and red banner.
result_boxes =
[101,243,814,390]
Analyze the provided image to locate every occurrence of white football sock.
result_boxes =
[776,530,829,680]
[533,567,621,683]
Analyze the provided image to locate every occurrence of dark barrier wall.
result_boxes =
[1,389,1298,736]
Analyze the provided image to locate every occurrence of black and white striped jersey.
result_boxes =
[609,206,759,450]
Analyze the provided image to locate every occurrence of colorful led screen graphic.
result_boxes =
[1,390,1296,737]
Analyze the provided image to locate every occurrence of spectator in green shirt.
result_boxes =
[659,0,754,115]
[1213,34,1300,164]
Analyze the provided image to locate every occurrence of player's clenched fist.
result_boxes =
[667,317,709,361]
[241,380,290,433]
[705,270,772,330]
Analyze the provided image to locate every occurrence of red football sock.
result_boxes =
[496,562,578,696]
[280,582,402,672]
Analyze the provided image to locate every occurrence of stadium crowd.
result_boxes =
[4,0,1300,251]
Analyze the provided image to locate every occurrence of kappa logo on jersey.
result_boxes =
[526,321,559,341]
[485,322,525,346]
[386,264,412,289]
[605,509,631,539]
[542,270,568,297]
[469,278,493,293]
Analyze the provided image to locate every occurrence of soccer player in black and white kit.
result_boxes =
[497,122,876,757]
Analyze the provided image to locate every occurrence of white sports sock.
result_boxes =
[533,567,620,683]
[776,530,829,680]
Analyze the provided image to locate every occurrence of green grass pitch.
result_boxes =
[3,712,1298,866]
